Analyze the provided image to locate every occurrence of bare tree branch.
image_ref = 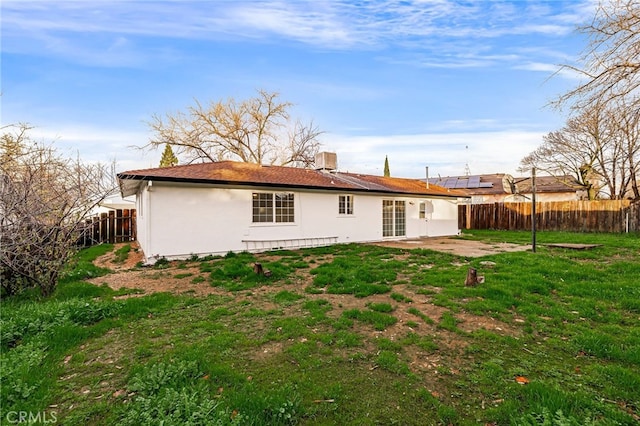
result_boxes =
[1,124,117,297]
[520,102,639,199]
[539,1,640,200]
[140,89,324,167]
[553,0,640,112]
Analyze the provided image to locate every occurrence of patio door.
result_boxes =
[382,200,406,237]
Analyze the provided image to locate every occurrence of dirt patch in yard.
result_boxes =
[84,241,526,397]
[89,243,521,342]
[93,242,144,271]
[371,236,530,257]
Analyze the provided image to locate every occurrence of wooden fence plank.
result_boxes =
[78,209,137,247]
[459,200,637,233]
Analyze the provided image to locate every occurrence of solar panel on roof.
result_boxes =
[479,182,493,188]
[455,179,469,189]
[468,176,481,187]
[445,178,458,188]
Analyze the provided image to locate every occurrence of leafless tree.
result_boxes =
[0,124,116,297]
[554,0,640,112]
[531,0,640,199]
[520,106,609,199]
[143,90,323,167]
[609,98,640,198]
[521,101,639,199]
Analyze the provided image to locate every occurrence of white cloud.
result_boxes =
[513,62,585,83]
[26,125,158,172]
[2,0,594,68]
[324,130,545,178]
[22,121,543,179]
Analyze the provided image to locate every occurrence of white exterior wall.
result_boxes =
[135,183,150,259]
[137,181,461,262]
[422,198,461,237]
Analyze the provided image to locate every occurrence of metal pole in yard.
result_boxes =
[626,212,629,233]
[532,167,537,253]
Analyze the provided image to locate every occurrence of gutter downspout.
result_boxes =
[145,181,153,263]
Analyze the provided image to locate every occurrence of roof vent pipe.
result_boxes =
[425,166,429,189]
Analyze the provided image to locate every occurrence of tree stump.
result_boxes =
[253,262,272,277]
[253,262,264,275]
[465,267,484,286]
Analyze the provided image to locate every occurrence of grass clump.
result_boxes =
[191,276,206,284]
[407,306,435,325]
[342,308,397,331]
[367,302,394,313]
[273,290,303,305]
[60,244,113,283]
[390,292,413,303]
[208,252,294,291]
[174,272,194,279]
[438,311,463,333]
[119,360,241,425]
[308,245,404,297]
[112,244,131,264]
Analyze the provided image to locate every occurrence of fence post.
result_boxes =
[124,209,129,242]
[132,209,137,241]
[107,211,115,244]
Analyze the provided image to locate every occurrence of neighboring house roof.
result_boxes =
[514,175,585,194]
[118,161,467,199]
[426,174,514,196]
[98,192,136,209]
[426,173,587,198]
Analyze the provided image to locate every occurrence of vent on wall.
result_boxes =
[314,152,338,171]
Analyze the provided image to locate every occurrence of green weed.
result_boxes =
[342,308,398,331]
[113,244,131,264]
[174,272,194,279]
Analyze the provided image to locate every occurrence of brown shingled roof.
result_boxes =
[515,175,586,193]
[118,161,465,198]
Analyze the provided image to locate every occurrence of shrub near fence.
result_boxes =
[459,200,640,233]
[78,209,137,246]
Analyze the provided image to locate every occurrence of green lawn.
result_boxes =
[1,231,639,425]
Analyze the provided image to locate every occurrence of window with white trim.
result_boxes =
[338,195,354,215]
[275,193,294,223]
[252,192,294,223]
[419,202,426,219]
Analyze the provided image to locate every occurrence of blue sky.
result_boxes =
[1,0,594,178]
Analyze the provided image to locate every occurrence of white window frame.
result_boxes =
[338,194,354,215]
[252,192,295,224]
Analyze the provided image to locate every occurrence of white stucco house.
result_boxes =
[117,154,468,263]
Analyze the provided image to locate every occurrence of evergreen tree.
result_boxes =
[383,155,390,177]
[159,143,178,167]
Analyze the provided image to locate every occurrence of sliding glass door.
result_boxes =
[382,200,405,237]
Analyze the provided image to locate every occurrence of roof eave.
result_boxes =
[116,174,466,199]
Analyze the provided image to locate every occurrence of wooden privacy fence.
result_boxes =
[459,200,640,233]
[78,209,137,246]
